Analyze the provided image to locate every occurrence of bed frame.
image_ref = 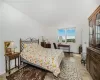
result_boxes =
[20,38,39,64]
[20,38,39,52]
[20,38,48,70]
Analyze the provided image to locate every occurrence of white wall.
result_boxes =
[81,22,89,53]
[0,0,5,75]
[43,20,90,53]
[0,2,44,75]
[43,23,82,53]
[43,3,98,53]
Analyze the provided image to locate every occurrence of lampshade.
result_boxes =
[8,41,16,49]
[96,13,100,26]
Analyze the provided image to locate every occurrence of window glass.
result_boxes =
[58,28,76,43]
[58,29,66,42]
[66,28,76,42]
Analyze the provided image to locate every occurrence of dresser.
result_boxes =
[5,52,20,74]
[46,43,51,48]
[86,47,100,80]
[86,6,100,80]
[41,42,46,48]
[41,42,51,48]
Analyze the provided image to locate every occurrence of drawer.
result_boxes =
[90,52,100,62]
[90,64,100,80]
[91,61,100,80]
[91,56,100,68]
[93,68,100,80]
[93,74,99,80]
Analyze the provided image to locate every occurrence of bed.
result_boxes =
[20,38,64,76]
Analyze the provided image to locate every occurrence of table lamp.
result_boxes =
[8,41,17,53]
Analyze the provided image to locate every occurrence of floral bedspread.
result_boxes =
[21,43,64,76]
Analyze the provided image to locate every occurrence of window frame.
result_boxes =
[58,27,76,43]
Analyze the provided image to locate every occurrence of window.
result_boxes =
[58,28,76,43]
[58,29,66,42]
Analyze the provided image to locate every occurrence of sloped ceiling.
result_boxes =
[96,0,100,4]
[3,0,99,26]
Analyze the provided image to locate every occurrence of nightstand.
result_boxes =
[46,43,51,48]
[5,52,20,74]
[41,42,46,48]
[41,42,51,48]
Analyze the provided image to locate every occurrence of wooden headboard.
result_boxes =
[20,38,39,52]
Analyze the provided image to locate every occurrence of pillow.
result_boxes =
[22,43,34,52]
[31,43,43,49]
[22,43,44,53]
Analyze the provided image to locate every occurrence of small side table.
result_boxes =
[41,42,46,48]
[5,52,20,74]
[46,43,51,48]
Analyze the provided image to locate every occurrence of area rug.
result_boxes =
[6,65,47,80]
[6,57,82,80]
[44,57,82,80]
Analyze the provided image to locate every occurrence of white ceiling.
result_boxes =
[3,0,99,26]
[96,0,100,4]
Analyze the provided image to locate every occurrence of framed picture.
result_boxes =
[4,41,12,54]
